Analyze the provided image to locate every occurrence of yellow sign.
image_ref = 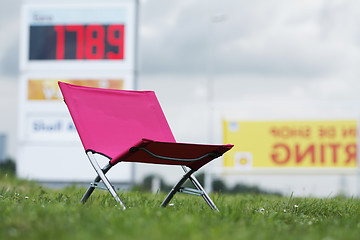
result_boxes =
[223,120,357,169]
[28,79,124,100]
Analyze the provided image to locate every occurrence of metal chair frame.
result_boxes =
[81,150,219,211]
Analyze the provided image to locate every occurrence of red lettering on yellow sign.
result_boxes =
[342,127,357,137]
[271,143,356,166]
[318,126,336,138]
[270,127,311,139]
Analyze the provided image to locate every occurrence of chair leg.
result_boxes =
[160,169,195,207]
[161,167,219,211]
[86,152,126,210]
[81,175,100,203]
[80,163,112,203]
[188,174,219,212]
[182,166,219,212]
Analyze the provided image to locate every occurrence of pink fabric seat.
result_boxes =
[112,138,232,170]
[59,82,176,160]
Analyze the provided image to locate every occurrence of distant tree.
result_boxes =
[0,158,16,174]
[229,183,262,194]
[133,172,281,196]
[134,175,172,192]
[212,179,228,193]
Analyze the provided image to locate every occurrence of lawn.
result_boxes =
[1,173,359,240]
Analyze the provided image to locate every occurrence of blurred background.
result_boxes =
[1,0,360,197]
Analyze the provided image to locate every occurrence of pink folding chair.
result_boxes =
[58,82,233,211]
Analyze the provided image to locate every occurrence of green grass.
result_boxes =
[1,173,360,240]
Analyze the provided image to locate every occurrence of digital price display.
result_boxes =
[29,24,125,60]
[20,2,136,69]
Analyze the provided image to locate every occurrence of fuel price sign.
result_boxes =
[20,1,136,71]
[18,0,137,183]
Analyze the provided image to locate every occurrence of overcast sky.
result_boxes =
[137,0,360,122]
[1,0,359,77]
[139,0,360,77]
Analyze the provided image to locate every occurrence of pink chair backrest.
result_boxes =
[58,82,176,159]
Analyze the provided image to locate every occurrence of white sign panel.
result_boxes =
[18,0,137,183]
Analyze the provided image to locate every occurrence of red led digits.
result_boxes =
[54,25,65,59]
[85,25,105,59]
[66,25,85,59]
[107,24,124,59]
[53,24,124,60]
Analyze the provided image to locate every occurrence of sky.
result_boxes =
[0,0,359,81]
[1,0,360,195]
[139,0,359,76]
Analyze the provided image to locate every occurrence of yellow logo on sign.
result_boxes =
[27,79,124,100]
[223,120,357,168]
